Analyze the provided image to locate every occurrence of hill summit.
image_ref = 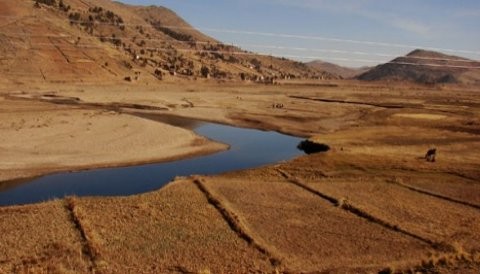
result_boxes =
[357,49,480,85]
[0,0,335,84]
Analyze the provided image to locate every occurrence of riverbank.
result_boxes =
[0,96,227,183]
[0,80,479,273]
[0,122,303,206]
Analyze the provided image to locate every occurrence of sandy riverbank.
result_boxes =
[0,80,479,273]
[0,96,227,183]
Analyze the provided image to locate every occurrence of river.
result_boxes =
[0,117,305,206]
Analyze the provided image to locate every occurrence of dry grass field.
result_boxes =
[1,0,479,273]
[0,80,479,273]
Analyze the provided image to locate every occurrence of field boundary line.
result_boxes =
[192,177,283,268]
[64,197,105,273]
[388,179,480,210]
[289,95,409,109]
[275,168,450,250]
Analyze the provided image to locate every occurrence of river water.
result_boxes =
[0,117,304,206]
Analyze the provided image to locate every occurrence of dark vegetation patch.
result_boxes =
[297,140,330,154]
[150,21,194,42]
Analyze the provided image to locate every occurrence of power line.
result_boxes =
[6,44,480,69]
[177,26,480,56]
[244,44,479,63]
[1,15,479,68]
[0,14,479,56]
[279,54,480,69]
[4,42,480,69]
[3,33,480,64]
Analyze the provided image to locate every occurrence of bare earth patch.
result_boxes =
[0,98,226,182]
[393,113,448,120]
[0,80,479,272]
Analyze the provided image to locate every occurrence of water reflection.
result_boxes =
[0,118,304,206]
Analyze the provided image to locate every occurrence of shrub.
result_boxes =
[58,0,70,12]
[105,11,115,20]
[151,21,193,42]
[69,12,81,22]
[200,66,210,78]
[251,58,262,70]
[122,61,133,70]
[227,55,239,63]
[35,0,56,7]
[89,7,103,13]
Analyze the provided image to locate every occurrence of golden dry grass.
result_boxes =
[0,200,90,273]
[0,80,479,272]
[69,180,274,273]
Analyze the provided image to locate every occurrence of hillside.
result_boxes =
[357,49,480,85]
[306,60,370,79]
[0,0,335,85]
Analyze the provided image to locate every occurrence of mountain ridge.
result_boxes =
[0,0,336,84]
[306,60,370,79]
[357,49,480,85]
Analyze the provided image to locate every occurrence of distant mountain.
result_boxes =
[357,49,480,85]
[0,0,335,84]
[306,60,370,79]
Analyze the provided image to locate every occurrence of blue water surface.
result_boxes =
[0,121,304,206]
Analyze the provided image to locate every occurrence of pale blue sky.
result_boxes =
[119,0,480,67]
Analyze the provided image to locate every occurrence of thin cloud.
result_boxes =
[273,0,370,14]
[268,0,432,36]
[454,9,480,18]
[389,18,431,35]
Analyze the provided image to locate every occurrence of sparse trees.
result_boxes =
[150,21,194,42]
[200,66,210,78]
[154,69,163,80]
[240,72,247,81]
[35,0,56,7]
[227,55,239,63]
[69,12,81,22]
[251,58,262,70]
[58,0,70,12]
[105,11,115,20]
[122,61,133,70]
[111,33,122,47]
[425,148,437,162]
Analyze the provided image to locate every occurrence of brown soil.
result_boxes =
[0,80,479,273]
[0,95,226,182]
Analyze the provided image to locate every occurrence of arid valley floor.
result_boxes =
[1,80,480,273]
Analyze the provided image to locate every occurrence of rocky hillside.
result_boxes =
[0,0,335,84]
[357,49,480,85]
[306,60,370,79]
